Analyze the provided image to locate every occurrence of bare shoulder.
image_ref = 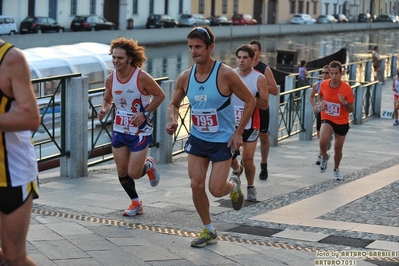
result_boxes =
[219,62,235,74]
[138,69,156,81]
[2,45,26,68]
[176,67,192,86]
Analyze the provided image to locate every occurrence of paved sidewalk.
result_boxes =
[28,81,399,266]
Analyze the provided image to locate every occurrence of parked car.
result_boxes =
[70,15,116,31]
[146,14,178,28]
[332,14,349,23]
[207,16,232,26]
[358,13,372,22]
[316,15,337,24]
[231,13,257,25]
[375,14,397,22]
[290,14,316,24]
[0,15,18,35]
[178,14,209,27]
[20,16,64,34]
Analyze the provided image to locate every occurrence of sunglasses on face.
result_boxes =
[190,27,212,41]
[322,72,329,74]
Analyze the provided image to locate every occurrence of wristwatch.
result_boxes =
[143,110,151,119]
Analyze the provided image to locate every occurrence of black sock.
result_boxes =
[119,175,138,199]
[247,185,254,189]
[260,163,268,169]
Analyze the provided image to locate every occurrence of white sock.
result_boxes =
[233,166,240,173]
[204,223,214,233]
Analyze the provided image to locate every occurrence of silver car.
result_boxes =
[291,14,316,24]
[178,14,210,27]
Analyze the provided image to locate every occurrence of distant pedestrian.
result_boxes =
[309,65,332,165]
[392,67,399,126]
[166,26,256,248]
[0,40,40,266]
[297,60,310,87]
[249,40,278,181]
[318,61,354,180]
[372,46,382,82]
[97,37,165,216]
[230,44,268,202]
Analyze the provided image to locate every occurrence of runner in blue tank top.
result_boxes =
[166,26,256,248]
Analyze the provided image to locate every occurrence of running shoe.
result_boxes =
[316,155,322,165]
[327,134,333,151]
[191,228,217,247]
[393,120,398,126]
[247,186,257,202]
[123,201,143,216]
[232,164,244,178]
[259,163,268,180]
[333,168,342,180]
[229,176,245,211]
[320,154,330,173]
[146,157,160,187]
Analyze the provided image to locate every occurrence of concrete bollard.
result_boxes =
[60,76,89,178]
[149,80,175,164]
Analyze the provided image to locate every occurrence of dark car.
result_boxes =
[70,15,116,31]
[358,13,372,22]
[332,14,349,23]
[207,16,232,26]
[146,14,178,28]
[20,16,64,34]
[231,13,257,25]
[375,14,397,22]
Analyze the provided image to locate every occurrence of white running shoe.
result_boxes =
[247,186,257,202]
[123,201,144,216]
[333,168,342,180]
[320,154,330,173]
[316,155,322,165]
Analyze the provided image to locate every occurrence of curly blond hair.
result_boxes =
[109,37,146,68]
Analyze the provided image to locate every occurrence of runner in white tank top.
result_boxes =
[97,37,165,217]
[231,44,268,203]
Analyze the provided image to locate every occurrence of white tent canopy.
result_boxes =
[23,42,114,89]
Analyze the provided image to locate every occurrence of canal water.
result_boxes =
[143,29,399,81]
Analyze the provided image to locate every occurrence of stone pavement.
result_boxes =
[28,80,399,266]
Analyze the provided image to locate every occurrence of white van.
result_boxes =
[0,16,18,35]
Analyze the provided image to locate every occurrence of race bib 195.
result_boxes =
[191,108,219,133]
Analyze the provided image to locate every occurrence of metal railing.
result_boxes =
[33,75,168,167]
[32,73,81,164]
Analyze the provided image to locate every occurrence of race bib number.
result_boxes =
[234,105,244,126]
[324,102,341,116]
[114,110,138,134]
[191,108,219,133]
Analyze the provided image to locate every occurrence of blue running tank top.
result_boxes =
[187,61,235,142]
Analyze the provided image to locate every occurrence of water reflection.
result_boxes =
[143,29,399,80]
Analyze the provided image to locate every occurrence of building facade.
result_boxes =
[0,0,398,31]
